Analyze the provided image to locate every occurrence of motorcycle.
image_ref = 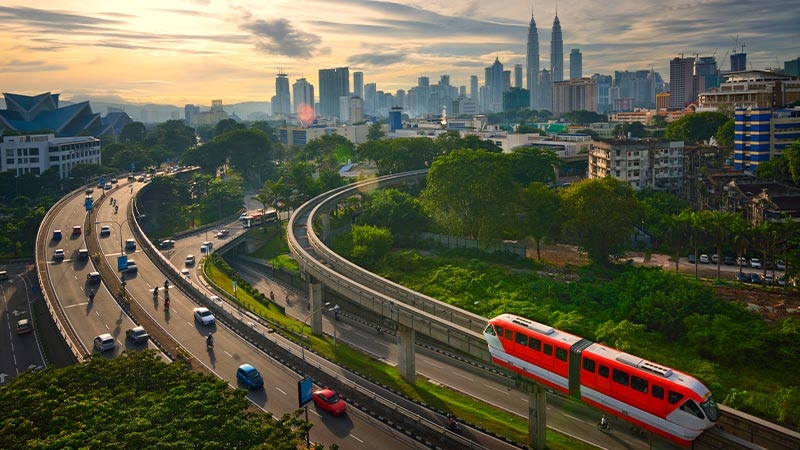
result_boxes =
[88,289,95,302]
[206,334,214,348]
[445,415,462,433]
[598,417,613,434]
[164,297,170,311]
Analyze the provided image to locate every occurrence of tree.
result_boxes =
[334,224,393,268]
[650,115,668,128]
[515,124,546,135]
[664,112,729,144]
[715,119,734,147]
[516,182,561,260]
[250,121,279,143]
[661,213,693,273]
[697,210,736,280]
[558,178,645,265]
[357,188,428,234]
[0,351,316,449]
[757,156,792,182]
[508,147,561,185]
[211,118,246,138]
[118,121,147,144]
[367,122,385,141]
[434,131,502,154]
[215,129,273,189]
[784,140,800,184]
[421,149,517,242]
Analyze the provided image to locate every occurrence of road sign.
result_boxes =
[298,376,313,408]
[117,255,128,271]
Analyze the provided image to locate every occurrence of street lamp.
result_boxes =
[95,218,133,255]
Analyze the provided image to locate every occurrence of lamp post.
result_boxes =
[95,218,133,255]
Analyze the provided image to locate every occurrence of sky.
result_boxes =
[1,0,798,107]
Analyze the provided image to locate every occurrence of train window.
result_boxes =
[679,400,705,419]
[582,358,596,373]
[529,338,541,351]
[495,326,503,337]
[668,390,684,405]
[631,375,648,393]
[515,332,528,346]
[612,369,630,387]
[652,385,665,399]
[543,344,553,356]
[485,324,496,336]
[556,348,567,361]
[598,365,609,378]
[505,329,513,340]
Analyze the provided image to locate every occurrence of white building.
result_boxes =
[1,134,101,179]
[589,138,684,192]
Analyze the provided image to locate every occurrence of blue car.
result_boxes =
[236,364,264,389]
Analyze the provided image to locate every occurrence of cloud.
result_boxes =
[347,52,408,67]
[240,18,322,58]
[0,59,65,73]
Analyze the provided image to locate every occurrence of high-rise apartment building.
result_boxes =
[318,67,349,118]
[551,13,564,83]
[732,106,800,172]
[353,71,364,99]
[487,58,505,113]
[470,75,478,101]
[514,64,523,89]
[570,49,582,80]
[292,78,314,118]
[784,57,800,77]
[695,56,719,91]
[526,13,540,110]
[669,56,695,109]
[730,52,747,72]
[552,78,597,117]
[272,72,291,115]
[538,69,552,112]
[591,74,612,112]
[364,82,377,115]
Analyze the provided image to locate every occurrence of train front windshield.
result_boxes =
[484,323,496,336]
[701,396,720,422]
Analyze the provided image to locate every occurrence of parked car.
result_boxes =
[724,255,735,266]
[749,273,762,284]
[776,260,786,270]
[750,258,762,269]
[94,333,115,352]
[764,274,775,286]
[737,256,748,266]
[16,318,33,335]
[100,226,111,236]
[236,364,264,389]
[699,254,710,264]
[687,254,696,264]
[312,389,347,416]
[125,239,137,251]
[711,254,718,264]
[126,326,149,344]
[193,307,215,326]
[735,272,749,283]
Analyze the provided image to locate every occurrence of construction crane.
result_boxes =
[731,35,746,54]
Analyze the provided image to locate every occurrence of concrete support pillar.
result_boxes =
[515,378,547,450]
[308,282,323,335]
[396,324,416,383]
[320,212,330,244]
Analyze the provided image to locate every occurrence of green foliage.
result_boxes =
[558,178,645,265]
[784,140,800,184]
[664,112,729,144]
[356,137,440,174]
[300,134,355,170]
[356,189,429,234]
[756,155,793,182]
[515,124,546,135]
[367,122,385,141]
[434,131,503,153]
[0,351,312,449]
[716,119,734,147]
[594,320,646,351]
[422,149,517,242]
[333,224,393,267]
[508,147,561,185]
[515,182,561,259]
[118,121,146,144]
[613,121,647,138]
[560,110,607,125]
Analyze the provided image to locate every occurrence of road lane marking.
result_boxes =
[424,360,443,368]
[275,386,287,395]
[349,434,364,443]
[486,384,510,394]
[453,372,474,381]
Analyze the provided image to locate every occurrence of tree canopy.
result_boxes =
[664,112,729,144]
[0,351,316,450]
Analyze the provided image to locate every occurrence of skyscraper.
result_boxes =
[487,57,505,113]
[570,49,582,80]
[318,67,349,118]
[353,71,364,99]
[514,64,523,89]
[526,13,540,110]
[669,56,695,109]
[695,56,719,91]
[470,75,478,100]
[551,13,564,83]
[292,78,314,119]
[273,71,290,115]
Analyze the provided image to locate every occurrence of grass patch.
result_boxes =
[202,255,594,449]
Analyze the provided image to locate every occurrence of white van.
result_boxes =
[185,254,196,266]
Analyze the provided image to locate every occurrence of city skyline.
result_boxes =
[1,1,797,107]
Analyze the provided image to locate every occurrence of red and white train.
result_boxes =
[484,313,720,445]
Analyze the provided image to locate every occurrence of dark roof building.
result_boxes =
[0,92,131,138]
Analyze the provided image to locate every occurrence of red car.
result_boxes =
[312,389,346,416]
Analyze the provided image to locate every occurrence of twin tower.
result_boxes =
[526,11,563,111]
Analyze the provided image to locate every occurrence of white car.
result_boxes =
[54,249,65,260]
[100,225,111,236]
[193,307,215,326]
[699,254,709,264]
[750,258,762,269]
[94,333,115,352]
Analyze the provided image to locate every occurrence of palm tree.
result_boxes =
[662,213,692,273]
[700,210,736,280]
[730,215,751,278]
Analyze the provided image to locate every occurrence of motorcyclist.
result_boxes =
[114,205,118,213]
[206,333,214,347]
[89,289,95,301]
[446,414,460,432]
[164,279,169,290]
[599,415,609,430]
[153,286,159,297]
